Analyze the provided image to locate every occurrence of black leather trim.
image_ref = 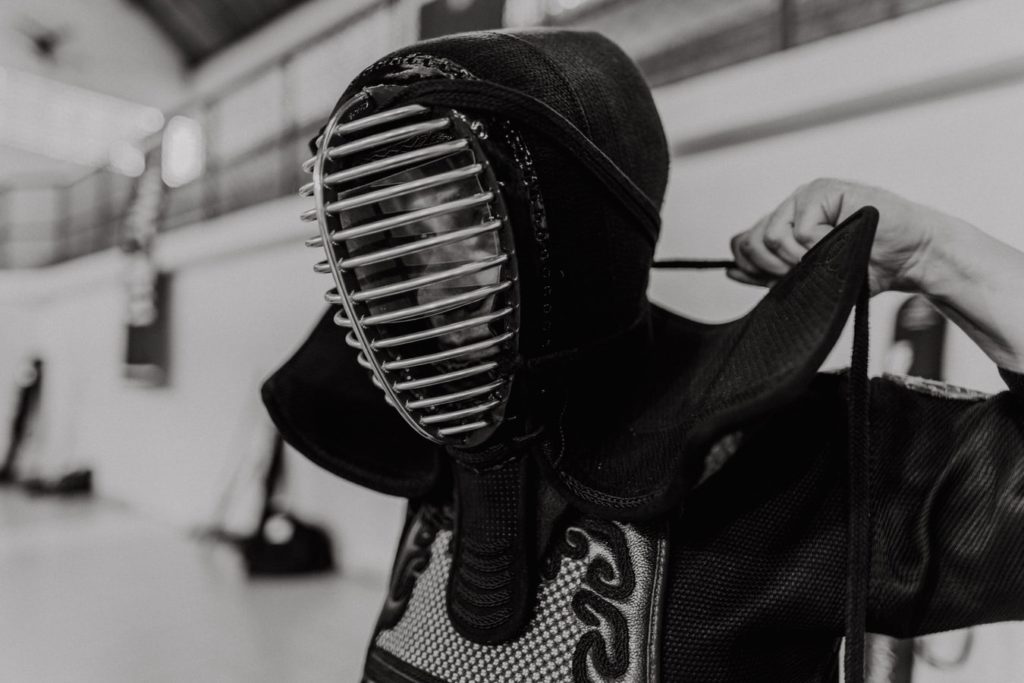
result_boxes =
[446,445,535,644]
[365,648,451,683]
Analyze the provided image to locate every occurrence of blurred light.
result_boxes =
[503,0,546,26]
[109,140,147,177]
[549,0,588,16]
[0,66,165,170]
[504,0,598,25]
[161,115,205,188]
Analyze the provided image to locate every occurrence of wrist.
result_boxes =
[902,210,980,302]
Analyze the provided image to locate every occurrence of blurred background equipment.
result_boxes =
[20,466,92,496]
[1,0,1024,680]
[120,150,171,386]
[0,355,93,496]
[419,0,506,38]
[202,428,337,578]
[238,432,336,577]
[886,295,948,379]
[0,356,43,485]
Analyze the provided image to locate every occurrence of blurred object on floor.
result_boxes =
[0,491,381,683]
[200,428,336,578]
[239,431,336,577]
[21,467,93,497]
[0,356,44,485]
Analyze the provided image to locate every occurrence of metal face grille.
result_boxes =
[300,94,520,447]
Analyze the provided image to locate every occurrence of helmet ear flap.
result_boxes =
[300,92,521,449]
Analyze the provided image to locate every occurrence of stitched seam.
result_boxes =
[490,31,593,138]
[647,530,668,683]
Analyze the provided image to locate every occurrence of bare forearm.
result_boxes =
[912,217,1024,373]
[731,178,1024,373]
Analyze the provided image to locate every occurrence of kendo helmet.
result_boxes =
[298,31,669,450]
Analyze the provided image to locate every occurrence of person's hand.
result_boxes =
[727,178,962,295]
[730,178,1024,371]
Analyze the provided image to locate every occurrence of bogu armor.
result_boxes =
[264,29,1024,683]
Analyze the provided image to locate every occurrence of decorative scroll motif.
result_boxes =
[377,505,451,631]
[370,507,666,683]
[882,373,990,401]
[543,518,663,683]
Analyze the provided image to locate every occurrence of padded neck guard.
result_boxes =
[262,208,878,520]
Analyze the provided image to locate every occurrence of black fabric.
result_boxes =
[1000,367,1024,394]
[376,77,660,247]
[330,29,666,364]
[265,25,877,519]
[260,27,1024,682]
[844,283,871,680]
[262,309,444,498]
[365,648,451,683]
[264,210,878,520]
[538,210,877,521]
[659,371,1024,681]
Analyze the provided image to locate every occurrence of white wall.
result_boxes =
[0,199,404,578]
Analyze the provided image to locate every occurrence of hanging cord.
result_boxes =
[845,281,872,683]
[652,259,737,269]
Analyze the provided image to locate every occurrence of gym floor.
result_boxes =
[0,492,384,682]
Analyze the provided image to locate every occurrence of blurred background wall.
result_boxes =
[0,0,1021,678]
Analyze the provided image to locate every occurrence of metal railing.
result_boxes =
[0,0,962,269]
[0,0,395,269]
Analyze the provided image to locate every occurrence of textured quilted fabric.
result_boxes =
[660,370,1024,682]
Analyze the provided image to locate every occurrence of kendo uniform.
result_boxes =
[262,30,1024,683]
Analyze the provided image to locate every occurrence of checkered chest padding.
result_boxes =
[362,505,668,683]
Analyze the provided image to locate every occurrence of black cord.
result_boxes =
[651,259,737,269]
[844,280,872,682]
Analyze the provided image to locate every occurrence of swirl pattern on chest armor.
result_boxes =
[365,506,667,683]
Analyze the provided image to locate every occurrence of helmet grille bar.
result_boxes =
[302,94,520,447]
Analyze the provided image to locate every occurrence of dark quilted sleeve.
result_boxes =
[867,372,1024,637]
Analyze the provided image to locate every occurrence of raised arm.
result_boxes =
[727,178,1024,373]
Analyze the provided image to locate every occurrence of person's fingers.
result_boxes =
[762,197,806,265]
[736,220,792,277]
[730,227,760,275]
[726,267,775,287]
[791,215,834,249]
[792,179,844,248]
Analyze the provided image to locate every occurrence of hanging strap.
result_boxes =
[845,282,872,682]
